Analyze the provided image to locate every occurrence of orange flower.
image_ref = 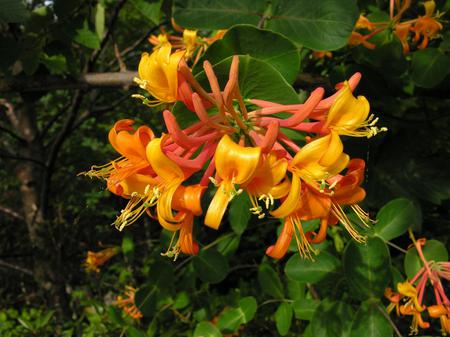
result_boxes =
[135,41,185,105]
[84,247,119,273]
[428,305,450,335]
[116,286,143,320]
[355,15,376,31]
[394,22,412,54]
[411,1,443,49]
[205,135,261,229]
[348,32,376,49]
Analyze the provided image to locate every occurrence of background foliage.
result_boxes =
[0,0,449,336]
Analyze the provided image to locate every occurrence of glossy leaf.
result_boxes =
[404,239,449,279]
[293,298,320,321]
[130,0,162,25]
[216,234,241,256]
[173,0,266,29]
[343,237,391,299]
[349,301,393,337]
[285,250,340,284]
[311,299,354,337]
[239,296,257,323]
[198,24,300,83]
[275,302,293,336]
[411,48,450,88]
[218,308,244,333]
[266,0,359,50]
[127,327,147,337]
[287,279,305,300]
[193,321,221,337]
[74,22,100,49]
[229,192,251,235]
[257,263,284,299]
[374,198,421,241]
[193,249,229,284]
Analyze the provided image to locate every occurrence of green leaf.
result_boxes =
[121,234,135,257]
[390,266,404,291]
[266,0,359,50]
[127,327,147,337]
[374,198,421,241]
[134,260,174,316]
[173,0,266,29]
[287,279,305,300]
[130,0,162,25]
[349,302,393,337]
[173,291,190,310]
[343,237,391,300]
[217,234,240,256]
[293,298,320,321]
[194,321,222,337]
[258,263,284,299]
[218,308,244,333]
[275,302,293,336]
[239,296,257,323]
[172,55,299,128]
[404,239,449,279]
[411,48,450,88]
[40,54,68,75]
[107,306,125,326]
[198,24,300,83]
[74,22,101,49]
[229,192,251,235]
[0,0,28,23]
[311,299,354,337]
[193,249,229,284]
[285,250,340,284]
[95,3,105,39]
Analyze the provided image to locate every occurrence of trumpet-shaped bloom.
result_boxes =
[411,1,443,49]
[116,286,142,320]
[324,82,386,138]
[136,42,185,104]
[205,135,261,229]
[84,247,119,273]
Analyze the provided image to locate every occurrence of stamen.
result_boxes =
[331,203,366,243]
[292,216,316,260]
[161,231,181,261]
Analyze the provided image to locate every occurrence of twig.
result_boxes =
[0,205,24,221]
[377,303,403,337]
[0,259,33,276]
[385,240,408,254]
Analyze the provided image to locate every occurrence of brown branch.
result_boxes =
[0,71,138,93]
[0,205,24,221]
[0,259,33,276]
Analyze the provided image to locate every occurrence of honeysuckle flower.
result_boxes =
[322,82,387,138]
[83,247,119,273]
[394,22,413,54]
[428,305,450,335]
[116,286,142,320]
[399,304,430,334]
[135,41,185,105]
[411,0,443,49]
[385,287,402,316]
[355,15,377,30]
[271,131,348,220]
[348,31,376,49]
[398,281,425,312]
[205,135,261,229]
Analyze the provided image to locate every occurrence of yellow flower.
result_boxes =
[205,135,261,229]
[397,282,425,312]
[135,42,185,105]
[272,132,349,219]
[325,82,386,138]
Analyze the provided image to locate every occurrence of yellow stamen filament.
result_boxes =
[80,156,127,179]
[331,203,366,243]
[351,204,372,227]
[161,231,181,261]
[291,216,316,260]
[113,186,160,231]
[332,114,388,138]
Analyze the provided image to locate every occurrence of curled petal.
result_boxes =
[204,180,233,229]
[266,218,294,259]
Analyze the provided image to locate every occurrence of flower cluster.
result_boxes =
[385,234,450,335]
[349,0,443,53]
[83,30,387,261]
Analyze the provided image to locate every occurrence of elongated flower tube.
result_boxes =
[84,247,119,273]
[135,41,185,105]
[205,135,261,229]
[146,135,187,231]
[411,0,443,49]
